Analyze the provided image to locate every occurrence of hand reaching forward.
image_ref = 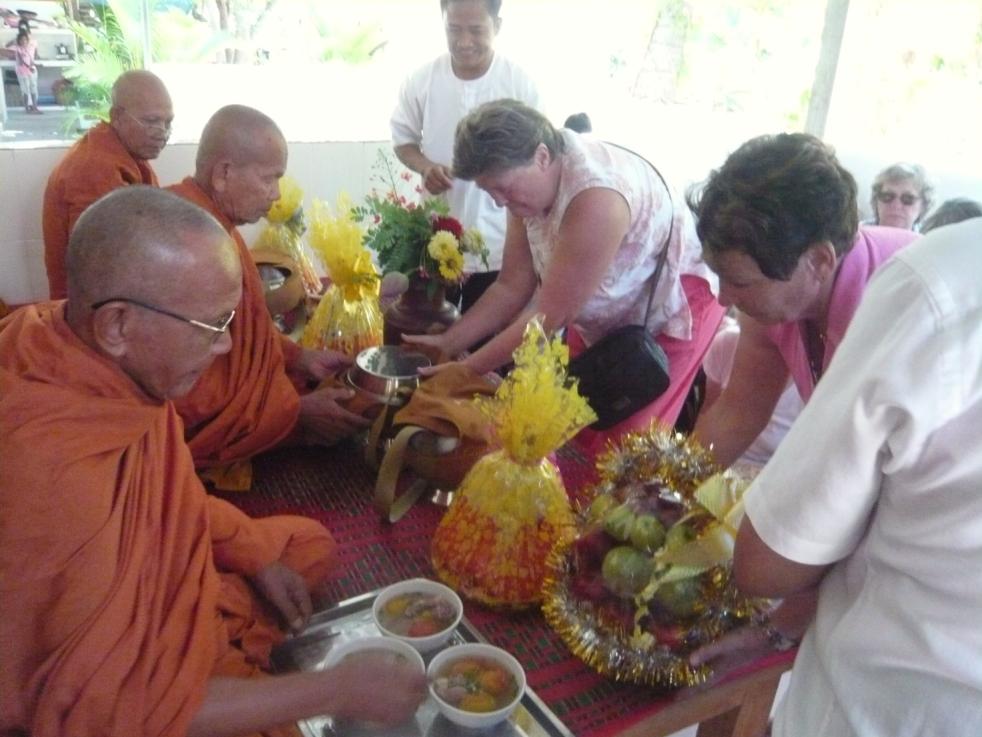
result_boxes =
[329,652,429,725]
[299,386,371,446]
[296,347,352,384]
[251,561,313,633]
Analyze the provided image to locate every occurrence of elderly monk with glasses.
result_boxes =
[168,104,370,479]
[0,187,427,737]
[42,69,174,299]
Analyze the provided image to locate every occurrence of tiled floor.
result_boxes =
[0,105,83,144]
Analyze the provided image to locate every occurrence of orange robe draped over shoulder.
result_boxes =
[42,122,159,299]
[0,302,336,737]
[168,177,303,468]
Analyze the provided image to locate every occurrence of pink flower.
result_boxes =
[401,171,413,181]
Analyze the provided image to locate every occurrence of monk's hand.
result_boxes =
[297,347,352,383]
[421,163,454,195]
[329,652,428,725]
[681,625,775,696]
[299,386,371,445]
[251,561,313,633]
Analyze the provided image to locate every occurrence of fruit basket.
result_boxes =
[542,429,769,688]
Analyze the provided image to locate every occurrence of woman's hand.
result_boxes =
[401,331,456,365]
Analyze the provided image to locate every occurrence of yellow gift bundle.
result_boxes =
[542,429,768,688]
[301,197,383,357]
[254,176,322,295]
[430,318,597,608]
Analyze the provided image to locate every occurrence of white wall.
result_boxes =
[0,139,391,305]
[3,137,981,306]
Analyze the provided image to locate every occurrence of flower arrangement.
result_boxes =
[253,176,322,295]
[353,152,489,290]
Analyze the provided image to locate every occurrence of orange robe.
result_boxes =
[168,177,303,469]
[42,122,159,299]
[0,302,336,737]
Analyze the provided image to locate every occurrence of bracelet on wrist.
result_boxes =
[751,611,799,652]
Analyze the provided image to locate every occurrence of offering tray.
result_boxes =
[272,589,574,737]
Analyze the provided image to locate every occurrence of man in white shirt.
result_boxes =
[390,0,539,310]
[733,218,982,736]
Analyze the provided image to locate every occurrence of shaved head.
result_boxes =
[109,70,173,160]
[195,104,285,175]
[194,104,288,225]
[66,187,242,399]
[67,187,239,319]
[111,70,170,109]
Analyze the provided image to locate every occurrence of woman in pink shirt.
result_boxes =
[690,133,918,469]
[9,30,41,114]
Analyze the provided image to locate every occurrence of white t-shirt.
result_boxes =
[745,218,982,736]
[390,52,539,272]
[701,316,803,469]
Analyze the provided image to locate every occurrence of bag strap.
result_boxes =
[605,141,674,331]
[373,425,431,523]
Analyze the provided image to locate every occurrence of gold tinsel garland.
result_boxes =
[542,427,769,688]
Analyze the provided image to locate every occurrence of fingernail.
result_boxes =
[292,618,304,631]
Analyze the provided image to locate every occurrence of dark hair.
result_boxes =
[16,29,30,44]
[563,112,592,134]
[687,133,859,281]
[870,162,933,226]
[920,198,982,234]
[440,0,501,17]
[453,99,566,180]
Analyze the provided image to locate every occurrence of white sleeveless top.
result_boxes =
[524,131,716,346]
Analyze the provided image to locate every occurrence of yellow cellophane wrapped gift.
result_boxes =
[431,319,597,608]
[301,197,383,357]
[253,176,322,295]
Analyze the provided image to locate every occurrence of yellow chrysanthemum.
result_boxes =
[427,230,459,261]
[266,176,303,224]
[437,249,465,281]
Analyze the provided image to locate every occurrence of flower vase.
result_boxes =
[383,275,459,345]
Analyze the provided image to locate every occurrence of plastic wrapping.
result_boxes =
[253,176,321,295]
[541,429,770,688]
[301,198,383,357]
[431,320,597,608]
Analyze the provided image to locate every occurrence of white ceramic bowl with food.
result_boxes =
[323,635,426,673]
[372,578,463,653]
[427,643,526,729]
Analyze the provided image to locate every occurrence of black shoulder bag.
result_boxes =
[567,148,673,431]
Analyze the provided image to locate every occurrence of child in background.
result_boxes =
[10,29,41,114]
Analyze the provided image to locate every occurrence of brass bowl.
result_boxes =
[346,346,431,405]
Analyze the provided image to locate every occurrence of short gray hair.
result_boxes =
[453,99,565,181]
[870,162,934,226]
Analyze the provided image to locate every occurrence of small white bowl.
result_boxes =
[372,578,463,654]
[323,635,425,673]
[427,643,526,729]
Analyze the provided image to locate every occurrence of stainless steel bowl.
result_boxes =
[346,346,431,404]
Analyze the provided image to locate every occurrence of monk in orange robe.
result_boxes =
[42,69,173,299]
[169,104,369,471]
[0,187,427,737]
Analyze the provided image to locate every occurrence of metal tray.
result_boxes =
[271,589,574,737]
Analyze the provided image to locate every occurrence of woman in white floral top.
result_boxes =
[405,99,723,452]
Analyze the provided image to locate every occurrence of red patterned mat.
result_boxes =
[216,442,701,736]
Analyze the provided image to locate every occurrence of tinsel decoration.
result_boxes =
[542,428,770,688]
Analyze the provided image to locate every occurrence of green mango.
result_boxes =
[601,545,654,597]
[664,522,697,551]
[629,514,666,552]
[587,494,618,524]
[650,576,703,618]
[602,503,637,542]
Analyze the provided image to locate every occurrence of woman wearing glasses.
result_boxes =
[868,162,934,231]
